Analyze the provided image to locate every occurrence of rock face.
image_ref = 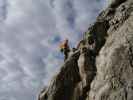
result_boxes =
[39,51,81,100]
[38,0,133,100]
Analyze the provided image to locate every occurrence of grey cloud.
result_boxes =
[49,0,106,44]
[0,0,7,21]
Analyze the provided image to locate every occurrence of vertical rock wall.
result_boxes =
[38,0,133,100]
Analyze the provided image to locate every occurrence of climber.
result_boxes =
[59,39,70,61]
[85,31,96,50]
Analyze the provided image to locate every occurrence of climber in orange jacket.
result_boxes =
[59,39,70,61]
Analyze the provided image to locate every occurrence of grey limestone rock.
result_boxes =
[39,0,133,100]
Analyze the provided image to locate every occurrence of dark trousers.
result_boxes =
[64,48,69,61]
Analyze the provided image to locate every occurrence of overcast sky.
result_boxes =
[0,0,107,100]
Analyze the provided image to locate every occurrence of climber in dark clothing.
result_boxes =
[59,39,70,61]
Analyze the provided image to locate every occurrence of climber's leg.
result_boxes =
[64,50,68,61]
